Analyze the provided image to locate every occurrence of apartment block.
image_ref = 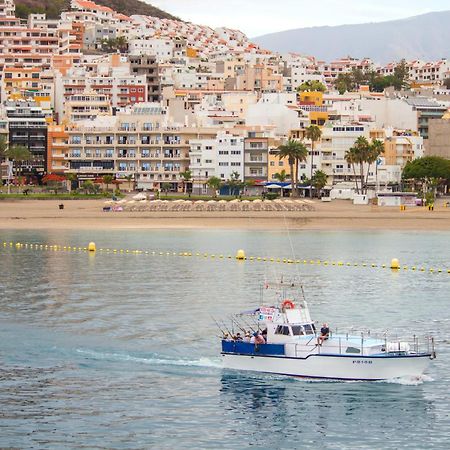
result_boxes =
[6,100,48,182]
[129,55,161,102]
[47,124,69,174]
[66,104,217,191]
[244,134,269,182]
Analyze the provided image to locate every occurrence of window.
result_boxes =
[219,162,229,166]
[270,161,275,166]
[275,325,291,336]
[291,326,305,336]
[345,347,361,354]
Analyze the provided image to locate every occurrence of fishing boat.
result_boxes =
[219,280,436,381]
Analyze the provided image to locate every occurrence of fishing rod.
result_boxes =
[229,315,247,334]
[240,315,257,333]
[210,315,228,337]
[218,318,233,336]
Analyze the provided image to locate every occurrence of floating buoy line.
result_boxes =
[2,241,449,275]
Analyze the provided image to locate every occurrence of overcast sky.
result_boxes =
[148,0,450,37]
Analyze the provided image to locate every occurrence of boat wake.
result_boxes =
[76,348,222,369]
[381,374,434,385]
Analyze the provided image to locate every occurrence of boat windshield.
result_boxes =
[292,324,314,336]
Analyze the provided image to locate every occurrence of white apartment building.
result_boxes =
[66,104,218,190]
[0,0,14,17]
[297,122,371,186]
[129,38,174,61]
[190,130,245,193]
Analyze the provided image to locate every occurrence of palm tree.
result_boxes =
[102,174,114,192]
[125,174,134,191]
[114,36,128,53]
[305,125,322,197]
[207,176,222,197]
[311,170,328,198]
[277,139,307,197]
[179,169,192,194]
[5,145,32,193]
[227,171,243,197]
[274,169,288,197]
[65,173,78,193]
[354,136,371,194]
[366,139,384,191]
[344,147,360,194]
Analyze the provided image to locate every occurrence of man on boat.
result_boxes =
[317,323,330,346]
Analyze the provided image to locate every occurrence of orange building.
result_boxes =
[47,124,69,174]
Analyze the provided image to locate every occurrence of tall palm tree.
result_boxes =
[353,136,371,194]
[277,139,307,197]
[305,125,322,197]
[344,147,360,194]
[273,169,288,197]
[366,139,384,191]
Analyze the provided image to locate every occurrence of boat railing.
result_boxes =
[289,333,435,357]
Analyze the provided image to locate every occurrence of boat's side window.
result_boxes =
[291,325,305,336]
[275,325,291,335]
[303,324,314,335]
[345,347,361,354]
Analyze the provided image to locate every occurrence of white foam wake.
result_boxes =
[382,374,434,385]
[76,348,222,369]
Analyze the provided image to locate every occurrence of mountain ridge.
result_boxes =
[253,11,450,63]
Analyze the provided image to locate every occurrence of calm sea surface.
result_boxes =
[0,229,449,449]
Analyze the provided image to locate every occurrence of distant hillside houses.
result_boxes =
[0,0,449,195]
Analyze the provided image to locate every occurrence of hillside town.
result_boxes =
[0,0,449,201]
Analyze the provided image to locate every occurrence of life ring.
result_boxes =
[281,299,295,310]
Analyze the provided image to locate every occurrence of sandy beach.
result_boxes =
[1,198,450,230]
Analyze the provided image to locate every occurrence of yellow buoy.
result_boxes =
[390,258,400,270]
[88,242,96,252]
[236,249,246,260]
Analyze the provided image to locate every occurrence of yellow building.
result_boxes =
[309,111,328,126]
[267,138,289,182]
[299,91,323,106]
[2,66,53,110]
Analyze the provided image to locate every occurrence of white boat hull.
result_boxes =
[221,353,431,381]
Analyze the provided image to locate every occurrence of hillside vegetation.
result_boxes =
[15,0,177,20]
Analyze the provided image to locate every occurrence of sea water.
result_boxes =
[0,229,449,449]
